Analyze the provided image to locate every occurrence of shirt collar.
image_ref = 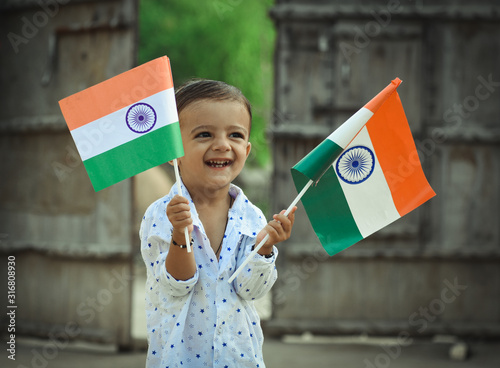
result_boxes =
[170,178,263,239]
[228,184,263,239]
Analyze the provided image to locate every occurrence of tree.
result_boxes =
[139,0,275,166]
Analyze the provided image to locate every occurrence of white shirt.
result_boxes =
[140,180,278,368]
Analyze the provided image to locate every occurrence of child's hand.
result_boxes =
[166,195,194,243]
[255,206,297,254]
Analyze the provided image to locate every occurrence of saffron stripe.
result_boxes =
[366,92,436,216]
[364,77,402,113]
[83,123,183,191]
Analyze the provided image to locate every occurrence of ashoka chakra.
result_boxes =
[336,145,375,184]
[126,103,157,133]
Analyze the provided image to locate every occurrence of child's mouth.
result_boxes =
[205,160,232,168]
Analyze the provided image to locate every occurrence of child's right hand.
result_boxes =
[166,195,193,242]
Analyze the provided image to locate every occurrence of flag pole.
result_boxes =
[228,179,314,283]
[173,158,192,253]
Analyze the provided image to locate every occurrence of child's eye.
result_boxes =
[230,132,245,139]
[196,132,211,138]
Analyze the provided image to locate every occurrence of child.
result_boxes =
[140,79,297,368]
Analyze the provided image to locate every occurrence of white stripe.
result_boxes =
[71,88,178,161]
[335,127,400,238]
[327,107,373,149]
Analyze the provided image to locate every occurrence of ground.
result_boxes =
[3,336,500,368]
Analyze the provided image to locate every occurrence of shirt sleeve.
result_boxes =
[140,203,198,299]
[149,235,198,297]
[232,235,278,301]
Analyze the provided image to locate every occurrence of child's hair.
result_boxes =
[175,79,252,132]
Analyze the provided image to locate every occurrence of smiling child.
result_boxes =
[140,79,296,367]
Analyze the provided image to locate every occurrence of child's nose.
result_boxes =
[212,136,231,151]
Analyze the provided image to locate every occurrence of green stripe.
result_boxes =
[292,138,343,182]
[84,123,184,191]
[292,166,362,256]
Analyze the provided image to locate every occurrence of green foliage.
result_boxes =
[139,0,276,166]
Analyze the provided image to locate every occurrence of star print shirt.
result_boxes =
[140,180,278,368]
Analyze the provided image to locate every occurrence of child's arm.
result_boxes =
[165,195,196,280]
[232,207,297,300]
[255,207,297,255]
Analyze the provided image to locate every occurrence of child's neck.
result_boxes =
[185,182,231,210]
[185,183,233,258]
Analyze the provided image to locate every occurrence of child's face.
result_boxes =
[177,99,251,193]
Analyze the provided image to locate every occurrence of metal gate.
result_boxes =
[0,0,138,347]
[268,0,500,337]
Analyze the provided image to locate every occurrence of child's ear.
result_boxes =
[245,142,252,159]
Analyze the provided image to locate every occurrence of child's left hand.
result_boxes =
[255,207,297,255]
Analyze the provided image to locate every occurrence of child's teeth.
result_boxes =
[208,160,229,167]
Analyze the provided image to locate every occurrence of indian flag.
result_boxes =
[59,56,184,191]
[292,78,435,256]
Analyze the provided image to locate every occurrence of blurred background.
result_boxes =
[0,0,499,367]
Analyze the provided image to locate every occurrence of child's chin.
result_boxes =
[207,172,238,184]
